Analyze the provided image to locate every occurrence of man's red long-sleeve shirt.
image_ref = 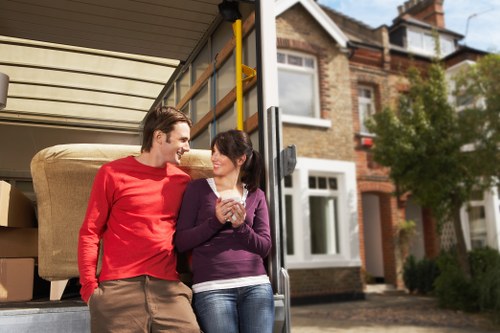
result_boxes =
[78,156,190,302]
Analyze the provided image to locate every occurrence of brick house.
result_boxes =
[276,0,498,301]
[275,0,362,303]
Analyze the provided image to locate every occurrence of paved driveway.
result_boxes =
[290,291,499,333]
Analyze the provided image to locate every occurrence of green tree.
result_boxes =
[366,55,500,277]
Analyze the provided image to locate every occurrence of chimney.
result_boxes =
[397,0,445,28]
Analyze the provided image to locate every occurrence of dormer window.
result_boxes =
[407,27,455,57]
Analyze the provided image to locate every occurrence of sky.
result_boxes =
[316,0,500,53]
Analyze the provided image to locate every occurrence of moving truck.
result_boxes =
[0,1,291,331]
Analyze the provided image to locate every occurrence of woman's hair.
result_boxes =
[211,130,263,192]
[140,106,192,152]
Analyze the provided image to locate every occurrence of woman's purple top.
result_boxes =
[175,178,272,285]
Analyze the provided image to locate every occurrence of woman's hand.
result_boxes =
[229,202,246,228]
[215,198,237,224]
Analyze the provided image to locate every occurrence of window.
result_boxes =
[358,86,376,134]
[277,50,320,120]
[456,90,474,109]
[468,206,487,248]
[283,158,360,268]
[407,28,455,57]
[446,61,482,112]
[440,37,455,56]
[463,188,489,249]
[308,176,340,254]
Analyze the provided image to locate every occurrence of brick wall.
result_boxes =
[289,267,363,299]
[276,7,355,162]
[350,47,418,288]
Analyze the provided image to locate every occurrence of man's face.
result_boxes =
[159,122,191,165]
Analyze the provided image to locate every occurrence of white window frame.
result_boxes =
[461,185,500,251]
[407,27,455,57]
[308,174,340,256]
[277,50,328,127]
[440,36,455,56]
[285,158,360,269]
[446,61,486,112]
[358,85,376,135]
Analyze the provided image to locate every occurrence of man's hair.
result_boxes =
[140,106,192,152]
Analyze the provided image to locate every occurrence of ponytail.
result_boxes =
[241,149,263,192]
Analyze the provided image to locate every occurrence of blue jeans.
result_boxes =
[193,283,274,333]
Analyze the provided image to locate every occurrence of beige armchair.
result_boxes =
[31,144,213,300]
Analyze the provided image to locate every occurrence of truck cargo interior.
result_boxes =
[0,1,289,332]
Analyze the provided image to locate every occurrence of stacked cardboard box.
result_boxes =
[0,180,37,302]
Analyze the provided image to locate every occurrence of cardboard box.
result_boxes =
[0,227,38,257]
[0,258,34,302]
[0,181,36,228]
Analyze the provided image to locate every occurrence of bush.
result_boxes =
[469,247,500,314]
[434,251,476,311]
[403,255,418,293]
[403,247,500,320]
[434,247,500,316]
[403,255,438,295]
[415,257,439,294]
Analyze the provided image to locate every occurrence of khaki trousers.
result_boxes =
[88,276,200,333]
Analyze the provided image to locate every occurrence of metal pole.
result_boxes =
[233,19,244,130]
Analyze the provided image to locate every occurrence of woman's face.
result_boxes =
[211,144,236,176]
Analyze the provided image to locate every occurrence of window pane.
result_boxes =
[318,177,327,189]
[284,175,293,188]
[277,52,286,64]
[309,196,339,254]
[469,206,487,248]
[423,33,435,52]
[328,177,337,190]
[408,30,422,48]
[278,70,315,117]
[288,54,302,66]
[469,189,484,201]
[440,37,454,56]
[358,87,371,98]
[361,105,371,132]
[359,103,373,133]
[304,58,314,68]
[358,86,375,133]
[456,91,474,108]
[285,195,294,255]
[308,176,316,189]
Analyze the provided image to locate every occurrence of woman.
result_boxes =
[175,129,274,333]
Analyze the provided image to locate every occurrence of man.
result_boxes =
[78,106,200,333]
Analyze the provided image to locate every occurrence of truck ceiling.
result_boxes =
[0,0,222,131]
